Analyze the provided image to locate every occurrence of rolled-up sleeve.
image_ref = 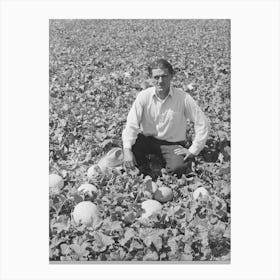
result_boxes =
[122,95,144,149]
[184,94,210,155]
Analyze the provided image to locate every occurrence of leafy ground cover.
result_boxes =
[49,19,230,262]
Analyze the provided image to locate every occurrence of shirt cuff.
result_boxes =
[123,142,132,150]
[188,145,200,156]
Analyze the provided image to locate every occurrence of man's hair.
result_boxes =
[147,59,175,77]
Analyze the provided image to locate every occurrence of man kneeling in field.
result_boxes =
[122,59,210,178]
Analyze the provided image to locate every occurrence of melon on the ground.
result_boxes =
[49,174,64,194]
[193,187,209,200]
[154,186,173,203]
[141,199,162,219]
[77,183,98,197]
[72,201,100,227]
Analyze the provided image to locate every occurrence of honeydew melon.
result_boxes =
[141,199,162,219]
[154,186,173,203]
[72,201,100,227]
[193,187,209,200]
[49,174,64,195]
[77,183,98,197]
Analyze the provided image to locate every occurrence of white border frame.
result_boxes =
[1,0,280,280]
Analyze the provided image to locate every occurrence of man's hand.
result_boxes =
[174,146,195,162]
[123,148,136,169]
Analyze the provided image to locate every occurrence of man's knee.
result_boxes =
[165,153,180,169]
[166,160,183,173]
[165,157,191,177]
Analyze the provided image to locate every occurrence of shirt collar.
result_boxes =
[152,85,174,99]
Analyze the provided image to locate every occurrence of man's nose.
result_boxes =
[158,77,163,83]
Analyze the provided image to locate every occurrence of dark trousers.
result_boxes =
[131,133,192,178]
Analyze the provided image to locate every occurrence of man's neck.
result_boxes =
[156,87,170,100]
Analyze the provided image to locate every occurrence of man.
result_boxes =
[122,59,210,177]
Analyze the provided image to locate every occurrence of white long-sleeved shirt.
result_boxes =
[122,86,210,155]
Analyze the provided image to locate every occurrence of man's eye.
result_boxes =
[154,75,166,79]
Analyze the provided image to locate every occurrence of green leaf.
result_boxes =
[109,247,126,261]
[220,183,230,196]
[52,221,69,233]
[123,211,136,224]
[180,253,193,261]
[129,239,143,252]
[102,219,123,233]
[70,242,90,258]
[92,232,115,252]
[143,250,158,261]
[143,234,162,252]
[139,229,164,250]
[60,243,71,255]
[167,205,182,216]
[119,228,135,246]
[180,186,189,197]
[185,207,195,222]
[72,193,83,204]
[167,237,179,253]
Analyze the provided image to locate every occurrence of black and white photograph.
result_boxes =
[49,19,231,262]
[1,0,280,278]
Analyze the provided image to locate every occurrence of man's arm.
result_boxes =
[122,95,144,168]
[183,93,210,155]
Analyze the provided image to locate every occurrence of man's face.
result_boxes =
[152,67,173,95]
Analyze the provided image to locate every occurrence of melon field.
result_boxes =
[49,19,231,262]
